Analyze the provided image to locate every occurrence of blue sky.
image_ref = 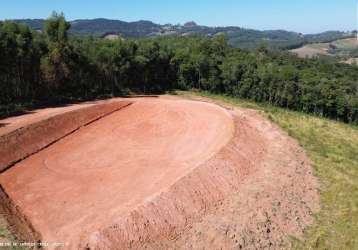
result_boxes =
[0,0,356,34]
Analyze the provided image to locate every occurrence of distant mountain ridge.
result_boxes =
[8,18,355,49]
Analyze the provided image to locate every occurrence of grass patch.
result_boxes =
[0,217,23,249]
[179,91,358,249]
[333,39,358,51]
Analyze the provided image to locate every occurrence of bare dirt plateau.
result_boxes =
[0,97,319,249]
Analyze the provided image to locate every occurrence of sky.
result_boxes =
[0,0,356,34]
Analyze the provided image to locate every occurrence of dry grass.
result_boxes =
[290,45,330,58]
[333,38,358,50]
[290,38,358,60]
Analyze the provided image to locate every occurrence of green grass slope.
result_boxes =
[179,91,358,249]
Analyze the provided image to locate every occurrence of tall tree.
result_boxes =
[41,12,75,97]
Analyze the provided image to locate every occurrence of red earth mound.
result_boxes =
[0,97,319,249]
[0,101,132,172]
[0,99,234,248]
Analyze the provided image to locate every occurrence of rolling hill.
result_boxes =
[290,38,358,64]
[10,18,354,49]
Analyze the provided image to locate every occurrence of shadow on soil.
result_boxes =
[121,95,159,98]
[0,94,158,120]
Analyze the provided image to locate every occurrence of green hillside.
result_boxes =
[10,18,354,50]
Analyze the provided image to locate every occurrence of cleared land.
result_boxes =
[291,38,358,64]
[0,96,319,249]
[291,44,330,58]
[343,57,358,65]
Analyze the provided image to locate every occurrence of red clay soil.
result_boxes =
[0,102,103,137]
[0,97,319,249]
[0,101,132,172]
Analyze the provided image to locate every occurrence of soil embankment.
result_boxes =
[0,101,132,172]
[0,97,319,249]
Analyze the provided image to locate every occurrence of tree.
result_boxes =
[41,12,76,98]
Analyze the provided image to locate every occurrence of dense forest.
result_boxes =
[1,13,358,123]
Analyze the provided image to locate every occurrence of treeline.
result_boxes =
[1,13,358,123]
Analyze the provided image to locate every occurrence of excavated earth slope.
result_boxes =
[0,97,319,249]
[0,101,132,172]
